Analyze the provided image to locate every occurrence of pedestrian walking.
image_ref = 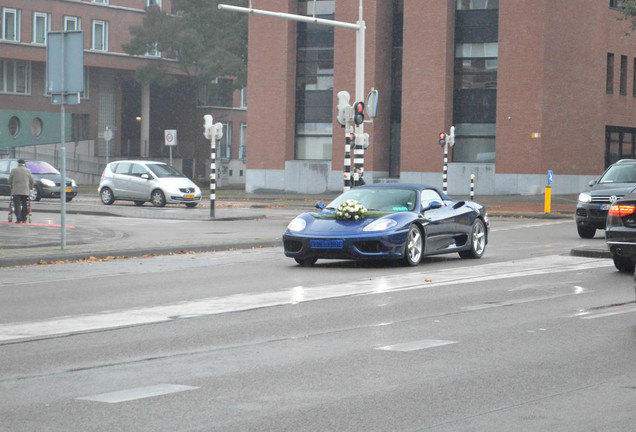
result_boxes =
[9,159,34,223]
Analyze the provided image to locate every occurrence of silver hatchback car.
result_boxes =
[98,160,201,207]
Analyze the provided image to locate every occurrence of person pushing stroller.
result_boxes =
[9,159,34,223]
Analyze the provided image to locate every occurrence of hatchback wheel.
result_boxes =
[30,187,41,202]
[151,189,166,207]
[100,187,115,205]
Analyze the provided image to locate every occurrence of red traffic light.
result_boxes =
[439,132,446,147]
[353,101,365,126]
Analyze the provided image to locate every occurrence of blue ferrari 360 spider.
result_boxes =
[283,183,488,266]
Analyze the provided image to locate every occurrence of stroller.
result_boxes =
[8,195,31,223]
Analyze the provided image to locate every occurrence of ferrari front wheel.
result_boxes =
[459,218,486,259]
[403,224,423,266]
[295,257,317,267]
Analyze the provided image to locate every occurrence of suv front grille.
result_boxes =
[590,194,625,204]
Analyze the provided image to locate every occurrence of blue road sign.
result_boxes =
[547,170,554,185]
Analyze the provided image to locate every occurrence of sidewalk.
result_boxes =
[0,190,605,268]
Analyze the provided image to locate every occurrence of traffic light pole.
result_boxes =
[219,1,367,193]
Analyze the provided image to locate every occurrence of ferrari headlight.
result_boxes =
[363,218,398,232]
[578,192,592,203]
[41,178,55,187]
[287,217,307,232]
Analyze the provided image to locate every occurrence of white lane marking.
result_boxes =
[489,220,571,232]
[579,306,636,319]
[376,339,457,352]
[0,255,612,343]
[461,286,592,311]
[76,384,198,403]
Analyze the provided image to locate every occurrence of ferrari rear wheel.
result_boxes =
[295,257,317,267]
[403,225,423,266]
[459,219,486,259]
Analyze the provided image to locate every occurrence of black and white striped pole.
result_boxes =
[470,173,475,200]
[439,126,455,194]
[204,115,223,218]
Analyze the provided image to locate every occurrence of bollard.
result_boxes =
[544,186,551,213]
[470,174,475,200]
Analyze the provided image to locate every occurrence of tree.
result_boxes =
[619,0,636,33]
[123,0,248,87]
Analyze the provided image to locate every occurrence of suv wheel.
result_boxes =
[613,256,635,273]
[577,225,596,239]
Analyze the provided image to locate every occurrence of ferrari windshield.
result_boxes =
[599,164,636,183]
[327,188,417,212]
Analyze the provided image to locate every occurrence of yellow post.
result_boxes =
[544,186,551,213]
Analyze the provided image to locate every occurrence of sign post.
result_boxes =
[164,129,177,166]
[545,170,554,213]
[47,30,84,250]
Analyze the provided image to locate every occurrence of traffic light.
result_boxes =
[203,114,223,141]
[439,132,446,147]
[336,90,351,126]
[353,101,365,126]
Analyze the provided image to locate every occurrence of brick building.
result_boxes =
[245,0,636,195]
[0,0,247,187]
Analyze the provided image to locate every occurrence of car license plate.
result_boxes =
[601,204,611,210]
[65,188,72,193]
[185,194,195,199]
[310,239,343,249]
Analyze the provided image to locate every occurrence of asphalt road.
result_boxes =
[1,217,635,431]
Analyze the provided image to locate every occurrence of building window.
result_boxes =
[72,114,89,141]
[92,20,108,51]
[457,0,499,10]
[33,12,49,45]
[0,59,31,94]
[621,55,628,95]
[632,58,636,97]
[240,87,247,108]
[295,0,335,160]
[146,42,160,58]
[31,118,43,138]
[8,116,20,137]
[609,0,625,9]
[64,16,81,31]
[147,0,162,7]
[219,122,232,160]
[2,8,20,42]
[607,53,615,94]
[239,122,247,161]
[197,78,234,107]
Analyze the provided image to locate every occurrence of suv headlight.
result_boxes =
[578,192,592,203]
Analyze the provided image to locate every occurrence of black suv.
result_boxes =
[576,159,636,238]
[606,190,636,273]
[0,159,78,202]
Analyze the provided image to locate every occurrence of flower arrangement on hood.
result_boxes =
[335,199,368,221]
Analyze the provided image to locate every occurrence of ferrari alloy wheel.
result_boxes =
[459,219,486,259]
[403,224,423,266]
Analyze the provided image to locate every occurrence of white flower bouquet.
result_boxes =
[335,199,368,221]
